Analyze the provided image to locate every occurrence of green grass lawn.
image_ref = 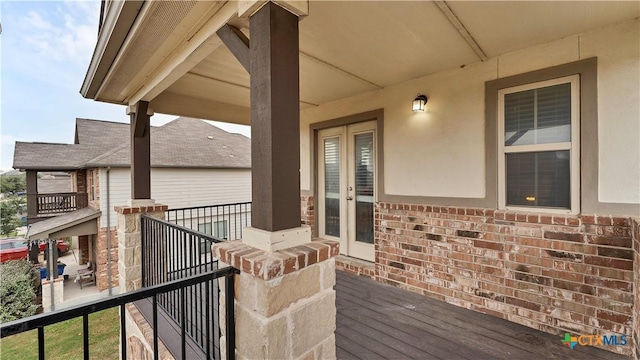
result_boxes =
[0,307,119,360]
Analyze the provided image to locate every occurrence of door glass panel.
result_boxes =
[324,137,340,237]
[354,133,374,244]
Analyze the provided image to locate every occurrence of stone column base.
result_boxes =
[214,239,339,360]
[115,203,167,293]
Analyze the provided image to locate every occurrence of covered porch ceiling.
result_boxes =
[82,1,639,125]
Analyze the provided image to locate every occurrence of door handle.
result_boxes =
[346,196,353,201]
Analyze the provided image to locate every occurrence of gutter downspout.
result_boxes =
[106,167,112,296]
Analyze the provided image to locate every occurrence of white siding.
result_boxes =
[151,168,251,207]
[98,168,251,226]
[98,168,129,228]
[301,19,640,205]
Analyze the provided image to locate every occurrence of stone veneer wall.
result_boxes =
[377,202,634,356]
[632,218,640,360]
[301,195,316,236]
[95,224,118,291]
[214,239,339,360]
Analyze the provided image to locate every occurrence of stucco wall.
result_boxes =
[300,19,640,208]
[98,167,252,225]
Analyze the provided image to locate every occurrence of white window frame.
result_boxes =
[497,75,580,214]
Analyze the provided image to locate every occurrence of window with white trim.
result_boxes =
[498,75,580,213]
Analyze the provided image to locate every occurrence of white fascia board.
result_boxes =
[80,1,144,99]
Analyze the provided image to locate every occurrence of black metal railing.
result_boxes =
[165,202,251,241]
[141,215,227,358]
[0,267,238,360]
[35,192,88,215]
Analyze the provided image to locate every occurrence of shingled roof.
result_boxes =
[13,117,250,170]
[74,118,131,148]
[13,143,102,170]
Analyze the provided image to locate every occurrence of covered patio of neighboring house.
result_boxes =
[23,207,102,311]
[80,1,639,359]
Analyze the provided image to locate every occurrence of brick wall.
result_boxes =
[377,202,634,356]
[301,195,315,236]
[632,218,640,360]
[95,225,119,291]
[87,169,100,209]
[78,235,90,265]
[75,169,87,194]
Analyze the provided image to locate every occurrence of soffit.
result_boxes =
[297,1,480,88]
[98,1,640,124]
[166,1,479,115]
[448,1,640,57]
[98,1,225,102]
[173,44,380,107]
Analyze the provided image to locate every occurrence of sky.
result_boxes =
[0,0,251,172]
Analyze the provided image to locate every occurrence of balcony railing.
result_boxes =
[165,202,252,241]
[141,215,227,358]
[35,192,88,215]
[0,267,238,360]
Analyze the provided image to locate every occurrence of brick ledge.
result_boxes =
[213,239,339,280]
[335,255,375,280]
[114,205,168,214]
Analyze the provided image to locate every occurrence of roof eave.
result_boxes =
[12,165,82,171]
[80,1,144,100]
[84,164,251,170]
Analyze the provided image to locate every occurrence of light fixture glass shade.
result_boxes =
[412,94,428,112]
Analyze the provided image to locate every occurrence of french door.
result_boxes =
[318,121,376,261]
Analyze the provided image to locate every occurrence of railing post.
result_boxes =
[152,295,158,360]
[37,327,45,360]
[225,273,237,360]
[120,305,127,360]
[141,216,146,288]
[82,314,90,360]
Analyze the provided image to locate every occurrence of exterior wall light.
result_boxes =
[412,94,428,112]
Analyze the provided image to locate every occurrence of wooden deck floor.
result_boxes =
[335,271,627,360]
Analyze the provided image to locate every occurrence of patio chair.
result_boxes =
[77,263,95,289]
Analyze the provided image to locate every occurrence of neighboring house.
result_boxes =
[13,117,251,290]
[80,1,639,358]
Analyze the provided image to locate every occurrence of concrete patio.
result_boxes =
[55,251,117,309]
